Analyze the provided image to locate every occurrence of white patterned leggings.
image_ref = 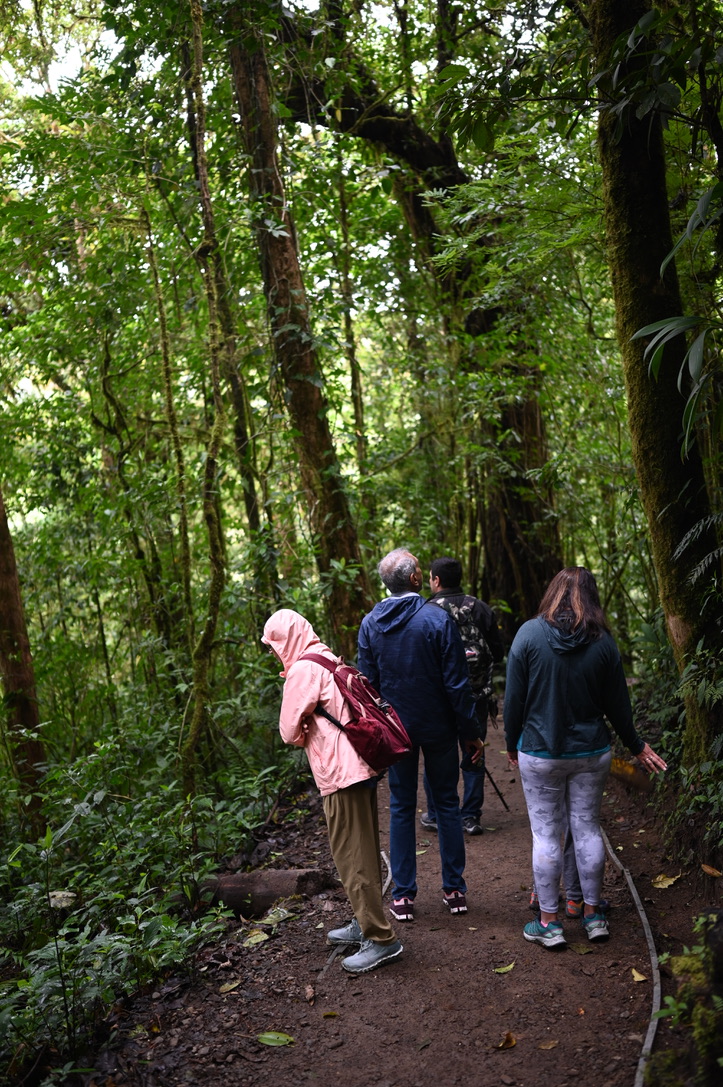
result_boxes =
[518,750,612,914]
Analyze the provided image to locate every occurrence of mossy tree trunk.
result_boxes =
[0,484,45,836]
[227,13,373,655]
[180,0,228,799]
[587,0,722,760]
[276,3,563,630]
[478,391,563,643]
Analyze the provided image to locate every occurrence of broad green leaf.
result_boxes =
[257,1031,294,1047]
[686,330,707,384]
[243,930,270,947]
[632,316,698,339]
[261,907,295,926]
[471,117,495,153]
[438,64,470,84]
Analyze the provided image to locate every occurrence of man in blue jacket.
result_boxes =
[357,548,483,922]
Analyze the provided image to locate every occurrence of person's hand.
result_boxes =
[506,750,519,768]
[465,738,485,764]
[636,742,667,774]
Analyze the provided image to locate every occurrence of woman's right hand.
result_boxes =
[636,742,667,774]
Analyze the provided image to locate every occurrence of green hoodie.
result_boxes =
[503,617,644,759]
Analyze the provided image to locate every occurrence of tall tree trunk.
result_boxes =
[227,13,373,655]
[335,158,367,476]
[480,392,562,641]
[0,484,45,835]
[179,38,281,614]
[97,335,178,659]
[179,41,259,535]
[279,5,562,626]
[142,201,196,656]
[180,0,227,799]
[587,0,722,759]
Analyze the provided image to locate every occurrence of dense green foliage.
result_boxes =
[0,1,722,1081]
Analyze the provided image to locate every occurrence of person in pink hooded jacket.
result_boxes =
[262,608,403,975]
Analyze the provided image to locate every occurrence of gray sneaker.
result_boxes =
[327,918,362,945]
[420,812,438,831]
[341,938,403,974]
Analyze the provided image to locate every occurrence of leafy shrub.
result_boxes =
[0,741,299,1083]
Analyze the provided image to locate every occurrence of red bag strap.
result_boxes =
[298,652,337,670]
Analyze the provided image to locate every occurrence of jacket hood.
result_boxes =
[262,609,328,675]
[538,615,590,654]
[371,593,425,634]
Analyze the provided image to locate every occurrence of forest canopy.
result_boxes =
[0,0,722,1076]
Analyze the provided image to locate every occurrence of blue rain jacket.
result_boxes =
[357,593,479,745]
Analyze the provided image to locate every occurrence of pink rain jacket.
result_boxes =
[262,609,376,796]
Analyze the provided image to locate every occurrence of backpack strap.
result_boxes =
[314,703,345,730]
[298,652,345,729]
[298,652,339,670]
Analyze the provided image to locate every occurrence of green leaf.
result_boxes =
[657,83,681,109]
[686,330,707,384]
[632,316,698,340]
[260,907,295,927]
[438,64,469,85]
[243,930,270,947]
[257,1031,294,1046]
[493,961,515,974]
[471,117,495,152]
[681,377,709,456]
[660,230,687,277]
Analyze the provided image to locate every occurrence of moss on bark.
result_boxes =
[587,0,722,760]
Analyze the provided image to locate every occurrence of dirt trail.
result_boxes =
[83,736,705,1087]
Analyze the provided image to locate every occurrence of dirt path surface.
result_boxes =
[83,737,714,1087]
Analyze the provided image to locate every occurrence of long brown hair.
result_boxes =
[536,567,610,640]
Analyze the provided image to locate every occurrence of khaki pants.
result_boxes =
[323,782,397,945]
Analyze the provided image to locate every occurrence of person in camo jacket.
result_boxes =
[420,556,504,837]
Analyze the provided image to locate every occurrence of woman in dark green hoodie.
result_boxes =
[504,567,666,949]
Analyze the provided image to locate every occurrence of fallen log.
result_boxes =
[205,868,337,917]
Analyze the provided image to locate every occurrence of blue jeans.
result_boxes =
[423,744,485,822]
[424,705,488,822]
[388,737,466,898]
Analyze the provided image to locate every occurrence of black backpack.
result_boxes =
[434,595,494,703]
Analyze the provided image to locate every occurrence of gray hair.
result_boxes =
[378,548,418,593]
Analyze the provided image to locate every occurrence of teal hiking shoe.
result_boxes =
[582,913,610,941]
[523,917,566,949]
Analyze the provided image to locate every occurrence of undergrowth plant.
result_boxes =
[631,613,723,867]
[649,912,723,1086]
[0,705,302,1085]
